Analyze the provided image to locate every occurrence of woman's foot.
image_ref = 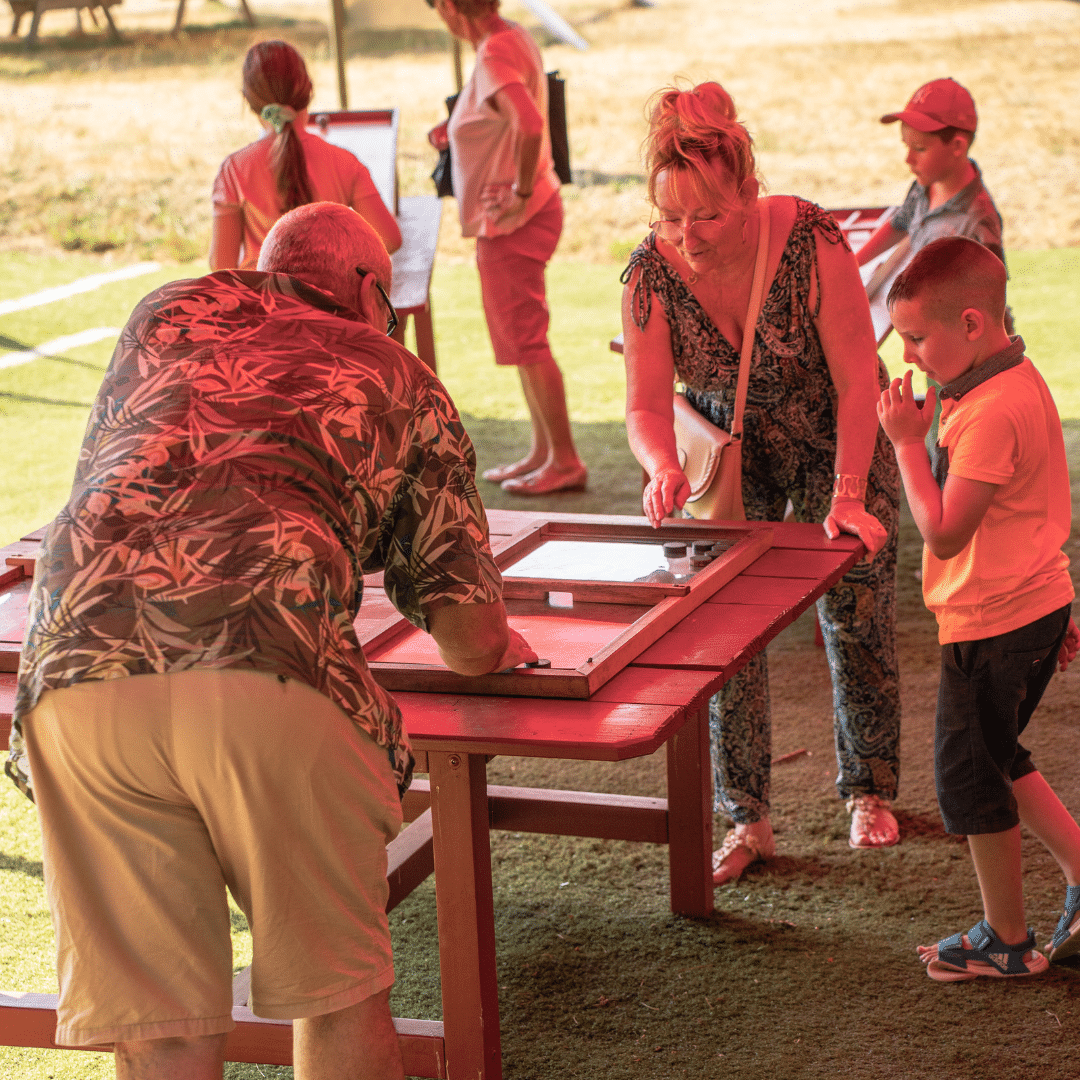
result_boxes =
[847,794,899,848]
[711,820,775,886]
[482,456,545,484]
[501,462,587,496]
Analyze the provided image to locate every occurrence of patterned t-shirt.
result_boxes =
[7,270,502,800]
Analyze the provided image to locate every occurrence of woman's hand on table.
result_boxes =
[823,498,887,561]
[427,120,449,152]
[643,467,690,528]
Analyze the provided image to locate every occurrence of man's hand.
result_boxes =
[496,628,538,672]
[823,498,888,560]
[427,601,536,676]
[1059,618,1080,672]
[643,467,691,528]
[878,369,935,447]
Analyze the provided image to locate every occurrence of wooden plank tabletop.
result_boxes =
[390,196,442,314]
[0,514,861,755]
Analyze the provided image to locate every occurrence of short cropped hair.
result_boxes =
[927,125,975,150]
[259,202,392,313]
[887,235,1006,325]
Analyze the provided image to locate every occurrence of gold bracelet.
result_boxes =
[832,473,867,501]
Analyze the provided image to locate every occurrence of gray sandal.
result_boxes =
[925,919,1048,982]
[1049,884,1080,962]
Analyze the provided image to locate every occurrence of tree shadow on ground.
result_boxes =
[0,19,326,75]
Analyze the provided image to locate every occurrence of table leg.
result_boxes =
[665,700,714,916]
[428,750,501,1080]
[413,302,437,374]
[28,3,44,41]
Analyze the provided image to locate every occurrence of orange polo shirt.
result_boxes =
[923,352,1073,644]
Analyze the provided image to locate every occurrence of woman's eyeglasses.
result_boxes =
[648,213,732,243]
[355,268,398,336]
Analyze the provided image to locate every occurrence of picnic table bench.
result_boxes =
[8,0,120,42]
[0,510,862,1076]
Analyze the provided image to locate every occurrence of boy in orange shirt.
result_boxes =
[877,236,1079,981]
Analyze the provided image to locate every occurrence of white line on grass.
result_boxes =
[0,327,121,371]
[0,262,161,316]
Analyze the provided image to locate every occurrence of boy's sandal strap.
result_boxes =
[1051,884,1080,949]
[937,919,1038,976]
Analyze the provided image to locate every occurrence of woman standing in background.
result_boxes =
[427,0,586,495]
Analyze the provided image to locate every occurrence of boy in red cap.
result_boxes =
[857,78,1009,342]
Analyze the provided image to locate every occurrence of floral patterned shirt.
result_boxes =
[7,270,503,801]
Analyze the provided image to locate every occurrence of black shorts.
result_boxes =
[935,604,1072,836]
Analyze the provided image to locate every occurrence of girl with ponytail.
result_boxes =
[210,40,401,270]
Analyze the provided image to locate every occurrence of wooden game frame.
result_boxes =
[357,518,773,699]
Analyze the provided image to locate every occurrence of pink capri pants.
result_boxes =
[475,191,563,367]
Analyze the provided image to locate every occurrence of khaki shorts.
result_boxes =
[24,669,402,1047]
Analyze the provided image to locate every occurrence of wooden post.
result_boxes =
[330,0,348,108]
[665,699,714,916]
[428,751,501,1079]
[452,37,463,92]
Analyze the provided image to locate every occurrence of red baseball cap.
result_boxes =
[880,78,977,133]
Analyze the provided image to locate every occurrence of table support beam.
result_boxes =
[0,993,447,1077]
[665,701,714,916]
[428,751,502,1080]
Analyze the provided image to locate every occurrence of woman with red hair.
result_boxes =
[210,40,401,270]
[621,82,901,879]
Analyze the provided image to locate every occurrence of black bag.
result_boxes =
[546,70,572,185]
[430,93,458,198]
[430,72,571,196]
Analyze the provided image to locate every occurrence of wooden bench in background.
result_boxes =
[8,0,120,42]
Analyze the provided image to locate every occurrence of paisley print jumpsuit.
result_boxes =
[623,199,901,822]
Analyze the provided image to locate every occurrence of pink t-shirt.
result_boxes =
[212,129,386,269]
[447,21,560,239]
[923,357,1074,643]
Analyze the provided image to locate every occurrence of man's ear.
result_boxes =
[356,271,383,330]
[960,306,986,340]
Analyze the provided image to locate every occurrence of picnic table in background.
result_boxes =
[8,0,120,42]
[0,510,863,1077]
[309,108,442,373]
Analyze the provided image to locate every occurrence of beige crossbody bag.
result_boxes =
[672,198,772,520]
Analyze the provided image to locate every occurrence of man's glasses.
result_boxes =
[356,268,398,336]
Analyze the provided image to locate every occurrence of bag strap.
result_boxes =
[730,199,772,443]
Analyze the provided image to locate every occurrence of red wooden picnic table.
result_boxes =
[0,510,861,1077]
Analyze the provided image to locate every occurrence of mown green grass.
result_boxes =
[1,248,1077,545]
[0,250,1078,1077]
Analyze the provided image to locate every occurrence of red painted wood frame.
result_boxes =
[360,518,773,698]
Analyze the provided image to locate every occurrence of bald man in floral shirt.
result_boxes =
[9,203,532,1080]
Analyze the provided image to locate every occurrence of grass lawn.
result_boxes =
[0,247,1078,1080]
[2,246,1078,545]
